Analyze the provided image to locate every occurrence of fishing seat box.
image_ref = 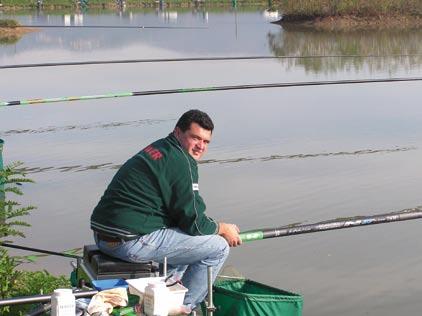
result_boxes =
[78,245,159,285]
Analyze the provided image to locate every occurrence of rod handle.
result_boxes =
[239,231,263,242]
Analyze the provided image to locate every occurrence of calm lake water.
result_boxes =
[1,7,422,316]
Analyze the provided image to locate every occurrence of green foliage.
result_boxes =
[0,162,35,314]
[0,248,21,314]
[42,0,75,6]
[15,270,72,296]
[0,269,72,316]
[0,162,73,316]
[0,161,36,240]
[1,0,39,6]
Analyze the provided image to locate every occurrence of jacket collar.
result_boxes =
[167,133,198,166]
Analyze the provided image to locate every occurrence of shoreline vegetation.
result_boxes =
[0,0,266,10]
[277,15,422,30]
[276,0,422,28]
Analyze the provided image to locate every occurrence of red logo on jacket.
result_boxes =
[143,145,163,160]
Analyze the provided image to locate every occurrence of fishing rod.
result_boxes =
[2,54,421,70]
[5,25,207,29]
[239,206,422,242]
[0,242,82,259]
[1,76,422,107]
[3,207,420,253]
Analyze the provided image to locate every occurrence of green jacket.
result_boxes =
[90,133,218,238]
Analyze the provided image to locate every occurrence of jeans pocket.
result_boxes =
[127,238,160,262]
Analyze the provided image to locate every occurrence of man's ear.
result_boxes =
[174,127,181,140]
[174,127,179,134]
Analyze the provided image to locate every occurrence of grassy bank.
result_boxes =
[279,0,422,25]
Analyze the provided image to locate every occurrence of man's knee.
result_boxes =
[212,235,230,260]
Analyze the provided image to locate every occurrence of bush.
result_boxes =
[0,268,72,316]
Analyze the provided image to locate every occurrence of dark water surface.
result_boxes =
[1,7,422,316]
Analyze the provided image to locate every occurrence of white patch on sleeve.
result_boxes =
[192,183,199,191]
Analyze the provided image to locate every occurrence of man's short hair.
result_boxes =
[175,109,214,133]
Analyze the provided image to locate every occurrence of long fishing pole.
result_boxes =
[3,208,420,253]
[0,242,82,259]
[239,206,422,242]
[2,54,421,70]
[4,25,207,29]
[1,76,422,107]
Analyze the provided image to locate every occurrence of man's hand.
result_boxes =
[218,222,242,247]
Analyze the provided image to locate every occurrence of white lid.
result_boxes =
[148,281,167,288]
[53,289,73,296]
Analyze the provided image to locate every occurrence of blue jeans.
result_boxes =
[94,228,229,309]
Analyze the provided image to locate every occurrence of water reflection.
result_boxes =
[0,118,174,136]
[0,33,20,45]
[268,24,422,74]
[63,14,84,26]
[21,146,415,174]
[262,9,279,22]
[0,9,211,50]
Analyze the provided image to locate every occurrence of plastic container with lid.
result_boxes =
[143,281,170,316]
[50,288,76,316]
[127,277,188,314]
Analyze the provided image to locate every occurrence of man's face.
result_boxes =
[174,122,212,161]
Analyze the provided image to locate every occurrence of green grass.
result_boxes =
[280,0,422,19]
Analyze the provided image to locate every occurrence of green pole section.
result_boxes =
[2,77,422,108]
[239,231,264,242]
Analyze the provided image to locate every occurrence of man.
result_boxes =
[90,109,241,312]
